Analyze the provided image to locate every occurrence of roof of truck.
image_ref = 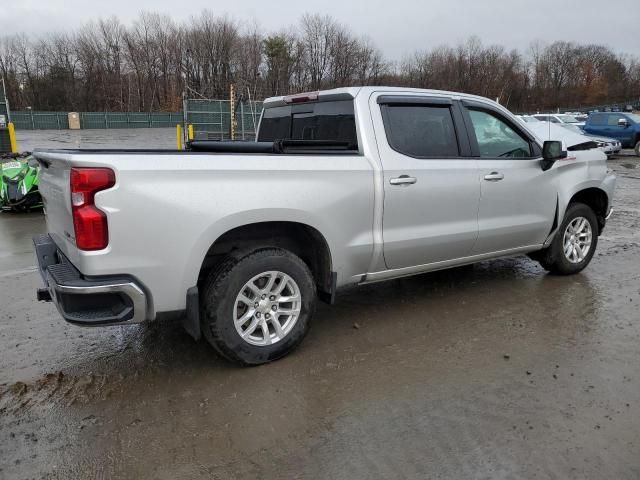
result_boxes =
[263,86,504,109]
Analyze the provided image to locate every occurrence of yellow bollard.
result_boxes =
[188,124,194,141]
[176,124,183,150]
[8,122,18,153]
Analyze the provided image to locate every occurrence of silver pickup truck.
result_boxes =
[33,87,616,365]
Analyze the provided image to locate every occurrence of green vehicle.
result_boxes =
[0,154,43,211]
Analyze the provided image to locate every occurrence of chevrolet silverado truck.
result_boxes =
[33,87,616,365]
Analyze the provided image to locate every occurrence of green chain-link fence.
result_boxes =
[9,100,264,137]
[12,111,68,130]
[11,111,184,130]
[184,99,262,141]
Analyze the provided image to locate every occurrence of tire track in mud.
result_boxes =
[0,371,124,415]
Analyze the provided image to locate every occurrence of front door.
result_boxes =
[372,95,480,270]
[603,113,636,146]
[463,105,557,254]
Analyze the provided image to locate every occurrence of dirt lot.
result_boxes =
[1,131,639,479]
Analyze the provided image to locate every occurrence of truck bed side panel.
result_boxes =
[35,152,375,315]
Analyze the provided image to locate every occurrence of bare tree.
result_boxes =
[0,11,638,113]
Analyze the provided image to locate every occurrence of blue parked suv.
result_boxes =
[584,112,640,156]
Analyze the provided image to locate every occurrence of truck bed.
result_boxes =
[34,139,357,158]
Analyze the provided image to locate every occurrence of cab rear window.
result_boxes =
[258,100,358,150]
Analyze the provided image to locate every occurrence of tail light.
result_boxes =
[70,168,115,250]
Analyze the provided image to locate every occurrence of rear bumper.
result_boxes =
[33,234,148,326]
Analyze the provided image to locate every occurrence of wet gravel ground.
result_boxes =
[1,131,639,479]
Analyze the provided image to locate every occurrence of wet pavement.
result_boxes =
[1,137,639,479]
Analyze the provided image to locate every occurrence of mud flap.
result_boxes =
[182,286,201,341]
[318,271,337,305]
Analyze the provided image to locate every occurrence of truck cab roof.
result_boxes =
[263,86,506,109]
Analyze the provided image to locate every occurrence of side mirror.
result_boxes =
[618,118,629,128]
[541,140,567,171]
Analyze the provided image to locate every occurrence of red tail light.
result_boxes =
[70,168,115,251]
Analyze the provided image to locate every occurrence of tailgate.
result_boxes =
[33,151,78,263]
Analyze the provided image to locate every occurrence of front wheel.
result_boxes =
[635,140,640,157]
[535,202,599,275]
[200,248,316,365]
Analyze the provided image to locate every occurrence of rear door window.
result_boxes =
[381,104,460,158]
[258,100,358,149]
[589,113,606,126]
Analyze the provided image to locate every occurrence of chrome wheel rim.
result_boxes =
[563,216,592,264]
[233,271,302,346]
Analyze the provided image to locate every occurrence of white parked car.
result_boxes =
[534,113,585,129]
[517,115,541,124]
[525,122,593,151]
[518,116,620,156]
[558,123,621,155]
[566,112,588,122]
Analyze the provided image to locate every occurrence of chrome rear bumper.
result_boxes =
[33,234,148,326]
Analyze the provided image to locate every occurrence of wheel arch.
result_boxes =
[197,220,335,301]
[567,187,609,234]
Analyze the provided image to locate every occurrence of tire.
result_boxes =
[634,140,640,157]
[535,202,598,275]
[200,248,316,365]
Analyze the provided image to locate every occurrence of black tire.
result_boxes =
[634,140,640,157]
[200,248,316,365]
[535,202,598,275]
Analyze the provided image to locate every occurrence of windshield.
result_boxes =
[557,115,579,123]
[624,113,640,123]
[520,116,541,123]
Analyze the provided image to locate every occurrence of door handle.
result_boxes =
[483,172,504,182]
[390,175,417,186]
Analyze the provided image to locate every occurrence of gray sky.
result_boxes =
[3,0,639,59]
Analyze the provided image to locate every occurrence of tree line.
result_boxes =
[1,11,638,113]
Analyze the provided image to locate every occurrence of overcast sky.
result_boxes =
[2,0,639,59]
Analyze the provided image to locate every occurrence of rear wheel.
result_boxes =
[200,248,316,365]
[535,202,598,275]
[634,140,640,157]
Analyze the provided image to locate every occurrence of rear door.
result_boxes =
[372,94,480,270]
[461,101,557,254]
[585,112,609,136]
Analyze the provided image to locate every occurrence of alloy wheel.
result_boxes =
[233,271,302,346]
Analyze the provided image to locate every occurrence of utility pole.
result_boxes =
[230,84,236,141]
